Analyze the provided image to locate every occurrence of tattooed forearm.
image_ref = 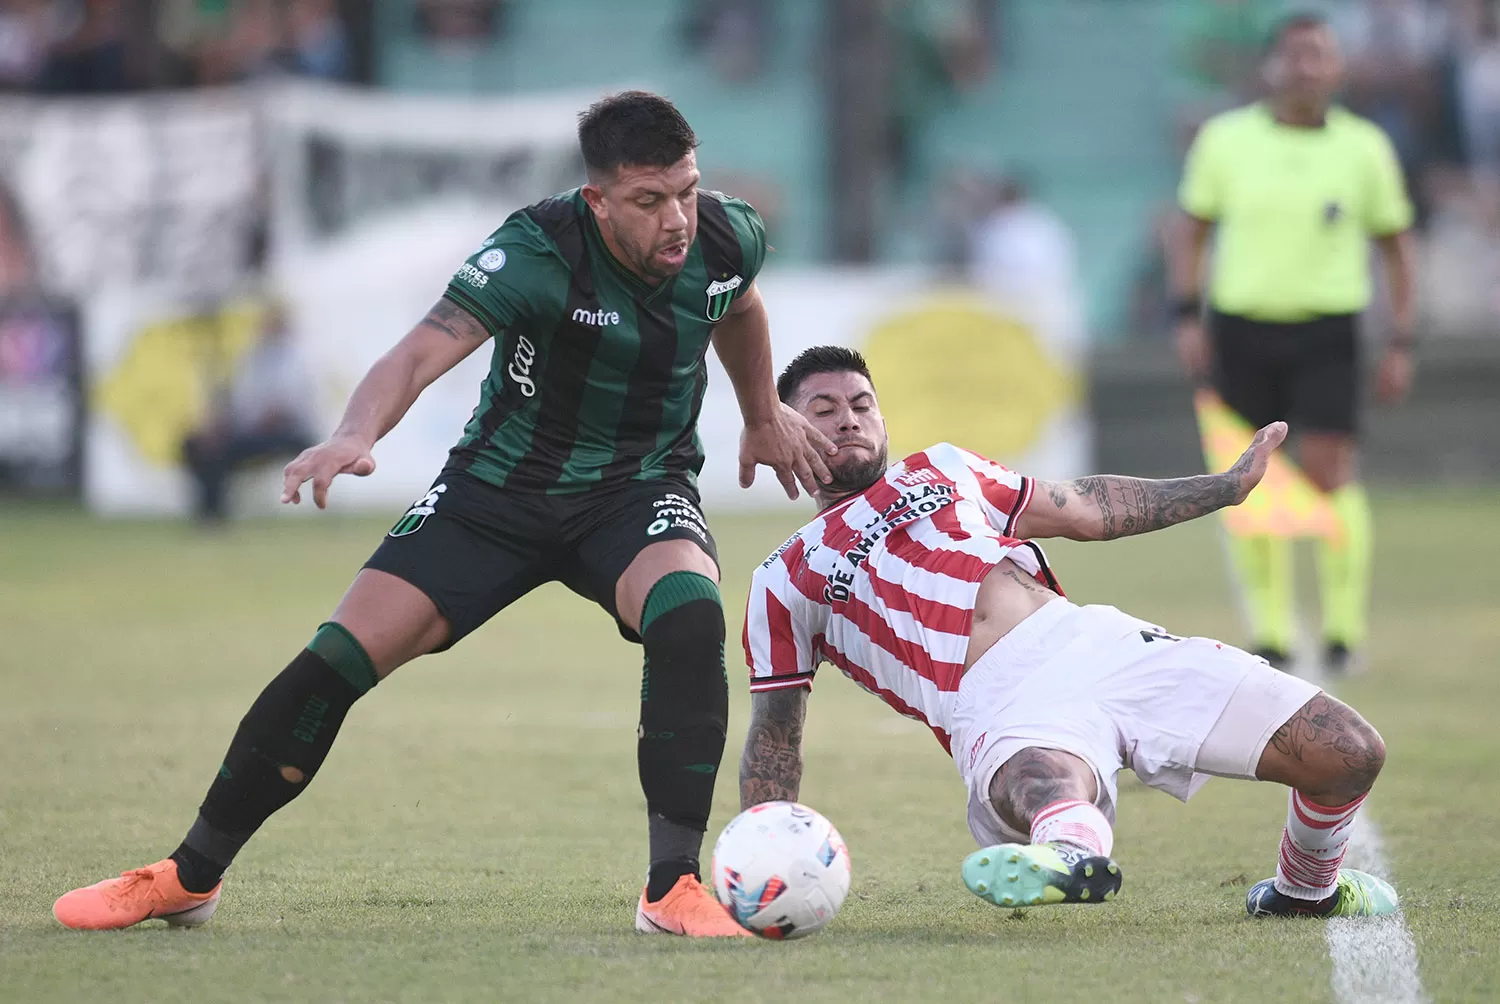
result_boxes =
[740,687,808,810]
[1054,467,1243,541]
[1025,422,1276,542]
[422,299,489,341]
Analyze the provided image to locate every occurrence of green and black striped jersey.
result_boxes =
[441,188,766,494]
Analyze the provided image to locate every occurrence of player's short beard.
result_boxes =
[824,443,889,498]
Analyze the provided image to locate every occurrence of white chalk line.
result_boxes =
[1298,645,1425,1004]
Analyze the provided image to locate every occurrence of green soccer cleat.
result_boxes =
[1246,869,1400,918]
[961,842,1123,909]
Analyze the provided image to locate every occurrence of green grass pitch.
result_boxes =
[1,493,1497,1003]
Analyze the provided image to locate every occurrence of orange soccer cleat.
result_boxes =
[634,873,753,937]
[53,859,222,931]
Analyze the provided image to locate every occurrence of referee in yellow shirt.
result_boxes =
[1170,11,1416,675]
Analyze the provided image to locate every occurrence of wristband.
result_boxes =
[1173,295,1202,321]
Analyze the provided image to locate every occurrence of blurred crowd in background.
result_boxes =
[3,0,1497,340]
[0,0,353,90]
[1,0,1497,513]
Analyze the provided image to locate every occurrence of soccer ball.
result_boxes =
[711,801,852,939]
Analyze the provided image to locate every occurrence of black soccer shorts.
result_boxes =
[364,470,719,649]
[1209,311,1361,435]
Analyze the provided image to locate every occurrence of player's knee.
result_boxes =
[1336,713,1386,799]
[989,748,1098,834]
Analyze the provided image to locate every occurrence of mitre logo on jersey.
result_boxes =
[572,307,621,327]
[389,483,447,537]
[705,274,742,321]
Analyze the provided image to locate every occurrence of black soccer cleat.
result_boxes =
[1246,871,1398,918]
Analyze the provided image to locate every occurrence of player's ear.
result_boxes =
[581,180,609,218]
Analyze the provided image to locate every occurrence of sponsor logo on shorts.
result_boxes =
[705,274,742,321]
[389,483,447,537]
[508,334,537,397]
[648,492,709,542]
[456,263,488,289]
[478,248,506,272]
[967,731,988,771]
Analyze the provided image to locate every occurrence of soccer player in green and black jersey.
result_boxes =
[53,92,835,938]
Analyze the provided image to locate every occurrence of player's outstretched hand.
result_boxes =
[739,404,837,500]
[280,435,377,509]
[1225,421,1288,505]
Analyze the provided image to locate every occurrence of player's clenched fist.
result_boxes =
[280,435,377,508]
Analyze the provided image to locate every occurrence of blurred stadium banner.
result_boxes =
[2,83,1086,516]
[0,298,83,496]
[701,273,1088,511]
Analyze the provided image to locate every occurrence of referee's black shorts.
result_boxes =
[1209,311,1360,435]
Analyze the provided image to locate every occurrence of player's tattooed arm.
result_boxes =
[740,687,808,810]
[419,299,491,341]
[1014,420,1287,541]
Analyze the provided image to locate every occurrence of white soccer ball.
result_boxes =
[711,801,852,939]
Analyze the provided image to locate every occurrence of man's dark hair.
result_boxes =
[578,91,699,179]
[1264,11,1329,56]
[777,345,874,404]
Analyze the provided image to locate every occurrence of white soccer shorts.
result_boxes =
[950,598,1321,847]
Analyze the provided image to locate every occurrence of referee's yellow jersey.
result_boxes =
[1179,103,1414,323]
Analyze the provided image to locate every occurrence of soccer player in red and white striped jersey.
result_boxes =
[737,346,1399,918]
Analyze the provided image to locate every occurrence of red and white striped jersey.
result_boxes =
[742,443,1063,756]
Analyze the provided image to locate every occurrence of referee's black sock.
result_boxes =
[637,572,728,902]
[170,623,378,893]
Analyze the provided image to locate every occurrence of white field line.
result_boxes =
[1326,816,1425,1004]
[1297,643,1425,1004]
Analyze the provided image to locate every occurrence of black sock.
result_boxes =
[170,842,224,894]
[637,572,727,901]
[646,857,700,903]
[173,634,376,888]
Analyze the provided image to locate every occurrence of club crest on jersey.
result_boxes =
[389,483,447,537]
[705,274,742,321]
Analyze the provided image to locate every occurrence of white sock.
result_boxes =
[1274,790,1366,900]
[1029,798,1114,857]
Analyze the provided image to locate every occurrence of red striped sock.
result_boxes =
[1274,790,1367,900]
[1029,799,1113,857]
